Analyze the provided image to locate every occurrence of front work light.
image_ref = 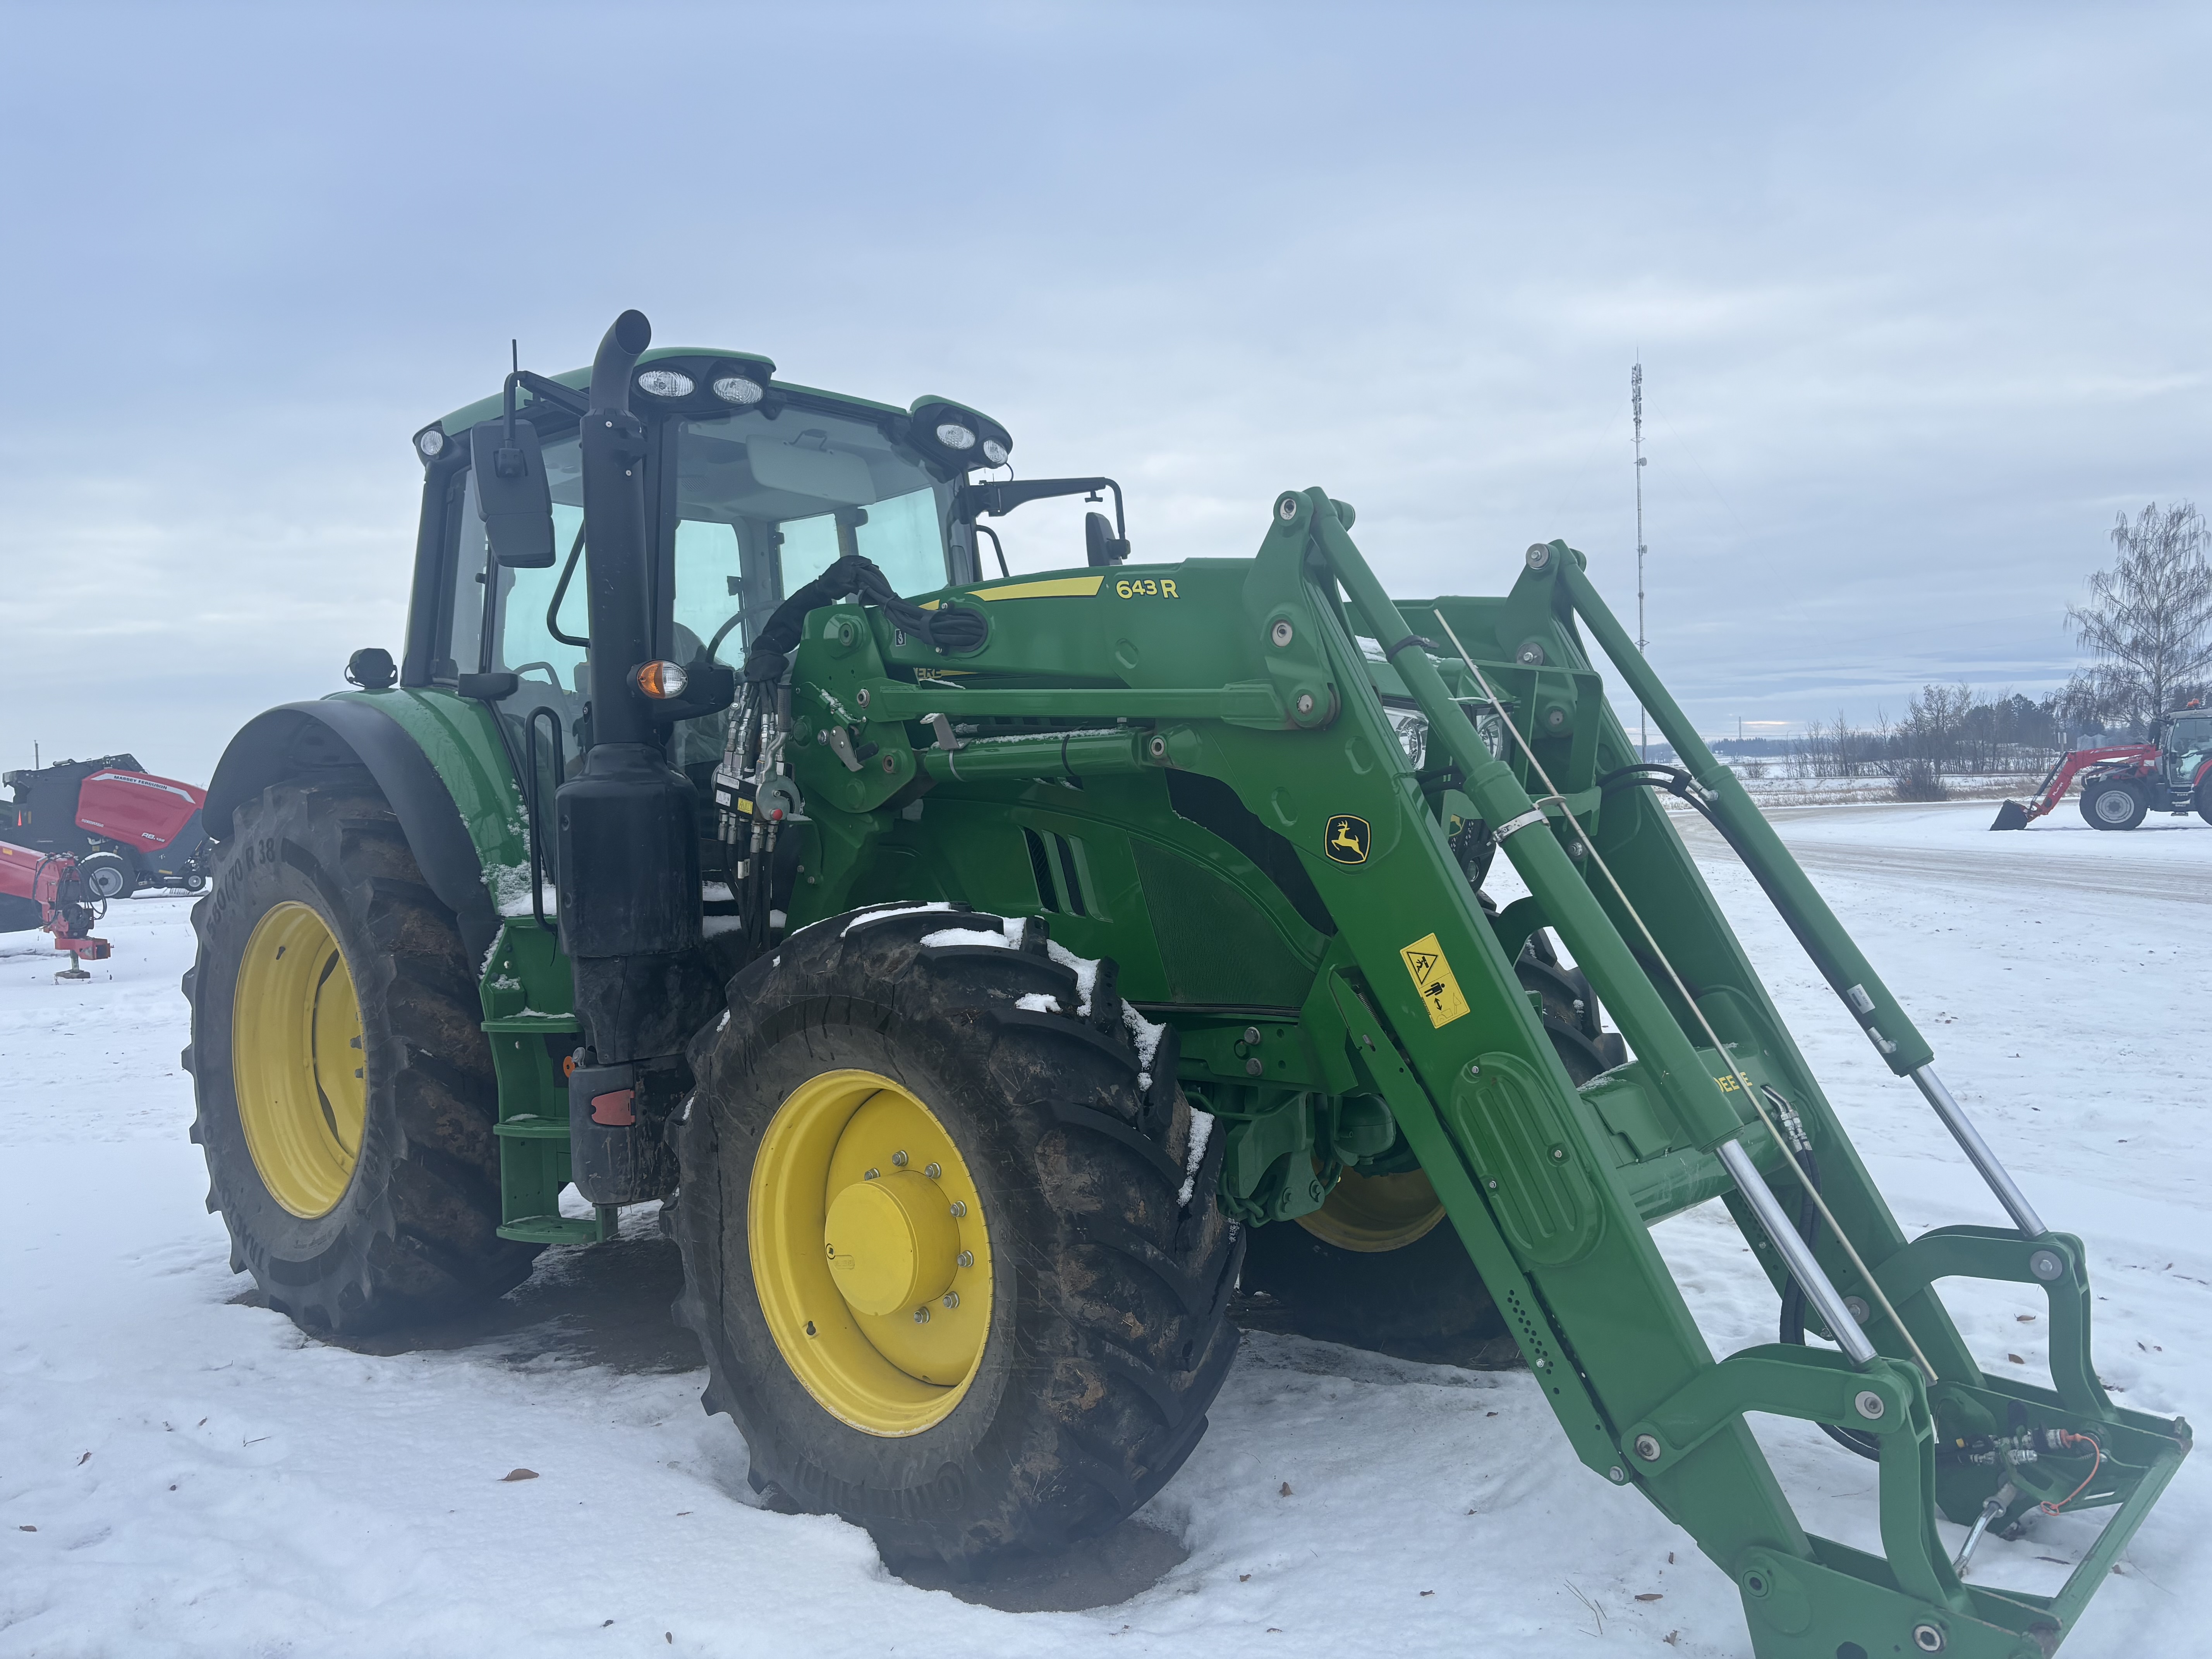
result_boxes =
[634,661,689,700]
[416,429,446,458]
[935,421,978,451]
[981,438,1008,466]
[636,369,696,398]
[713,374,764,405]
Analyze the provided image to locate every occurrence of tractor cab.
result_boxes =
[401,351,1126,801]
[2159,706,2211,777]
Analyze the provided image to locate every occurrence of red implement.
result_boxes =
[72,767,206,853]
[0,840,112,977]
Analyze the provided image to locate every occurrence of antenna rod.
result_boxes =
[1632,361,1648,761]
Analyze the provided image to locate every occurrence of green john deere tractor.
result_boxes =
[184,310,2185,1657]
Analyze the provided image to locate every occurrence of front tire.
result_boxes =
[670,905,1242,1568]
[184,781,539,1333]
[2081,778,2147,830]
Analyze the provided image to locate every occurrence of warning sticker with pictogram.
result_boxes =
[1399,932,1470,1028]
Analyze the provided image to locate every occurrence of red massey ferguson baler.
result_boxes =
[0,754,209,899]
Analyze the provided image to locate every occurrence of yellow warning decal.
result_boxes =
[1400,933,1470,1028]
[920,574,1105,610]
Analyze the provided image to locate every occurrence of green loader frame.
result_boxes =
[192,315,2184,1659]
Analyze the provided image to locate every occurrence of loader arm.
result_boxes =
[1312,512,2187,1659]
[2004,743,2158,826]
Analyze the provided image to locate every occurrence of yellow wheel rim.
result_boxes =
[750,1069,993,1437]
[1296,1166,1448,1253]
[231,901,367,1219]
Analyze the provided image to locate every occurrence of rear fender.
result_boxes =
[205,693,530,965]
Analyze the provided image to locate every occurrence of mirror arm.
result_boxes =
[956,475,1129,555]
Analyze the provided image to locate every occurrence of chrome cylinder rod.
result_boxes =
[1719,1138,1878,1368]
[1910,1065,2046,1238]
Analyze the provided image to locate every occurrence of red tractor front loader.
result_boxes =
[1992,704,2212,830]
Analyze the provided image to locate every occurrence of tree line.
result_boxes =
[1780,502,2210,800]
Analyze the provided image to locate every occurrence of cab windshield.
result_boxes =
[442,400,960,782]
[672,408,955,670]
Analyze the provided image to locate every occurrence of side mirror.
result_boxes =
[1084,510,1130,567]
[469,419,556,567]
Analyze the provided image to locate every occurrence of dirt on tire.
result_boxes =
[184,780,539,1333]
[667,903,1243,1569]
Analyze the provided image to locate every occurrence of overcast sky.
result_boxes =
[3,2,2207,784]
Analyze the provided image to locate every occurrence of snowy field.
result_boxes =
[3,800,2206,1657]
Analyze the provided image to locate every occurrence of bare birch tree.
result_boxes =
[2067,502,2212,726]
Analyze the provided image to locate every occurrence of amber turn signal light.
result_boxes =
[633,660,689,700]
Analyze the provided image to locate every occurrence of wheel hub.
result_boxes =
[230,901,366,1218]
[1297,1165,1449,1252]
[750,1069,992,1436]
[824,1170,961,1316]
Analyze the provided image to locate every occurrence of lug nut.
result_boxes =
[924,1162,942,1179]
[942,1292,960,1309]
[892,1150,908,1167]
[864,1168,880,1180]
[914,1306,931,1324]
[949,1200,968,1217]
[957,1250,974,1268]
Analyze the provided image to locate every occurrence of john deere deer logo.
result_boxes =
[1324,814,1370,864]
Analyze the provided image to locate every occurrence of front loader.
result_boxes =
[185,310,2185,1658]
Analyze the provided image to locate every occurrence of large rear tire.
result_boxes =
[1238,936,1610,1362]
[184,781,539,1333]
[669,905,1242,1568]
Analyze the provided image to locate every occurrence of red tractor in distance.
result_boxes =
[1992,703,2212,830]
[0,754,210,898]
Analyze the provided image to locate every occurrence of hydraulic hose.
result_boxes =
[1597,764,1868,1015]
[740,553,986,682]
[1771,1142,1884,1462]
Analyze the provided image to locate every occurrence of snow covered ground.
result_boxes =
[3,801,2206,1657]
